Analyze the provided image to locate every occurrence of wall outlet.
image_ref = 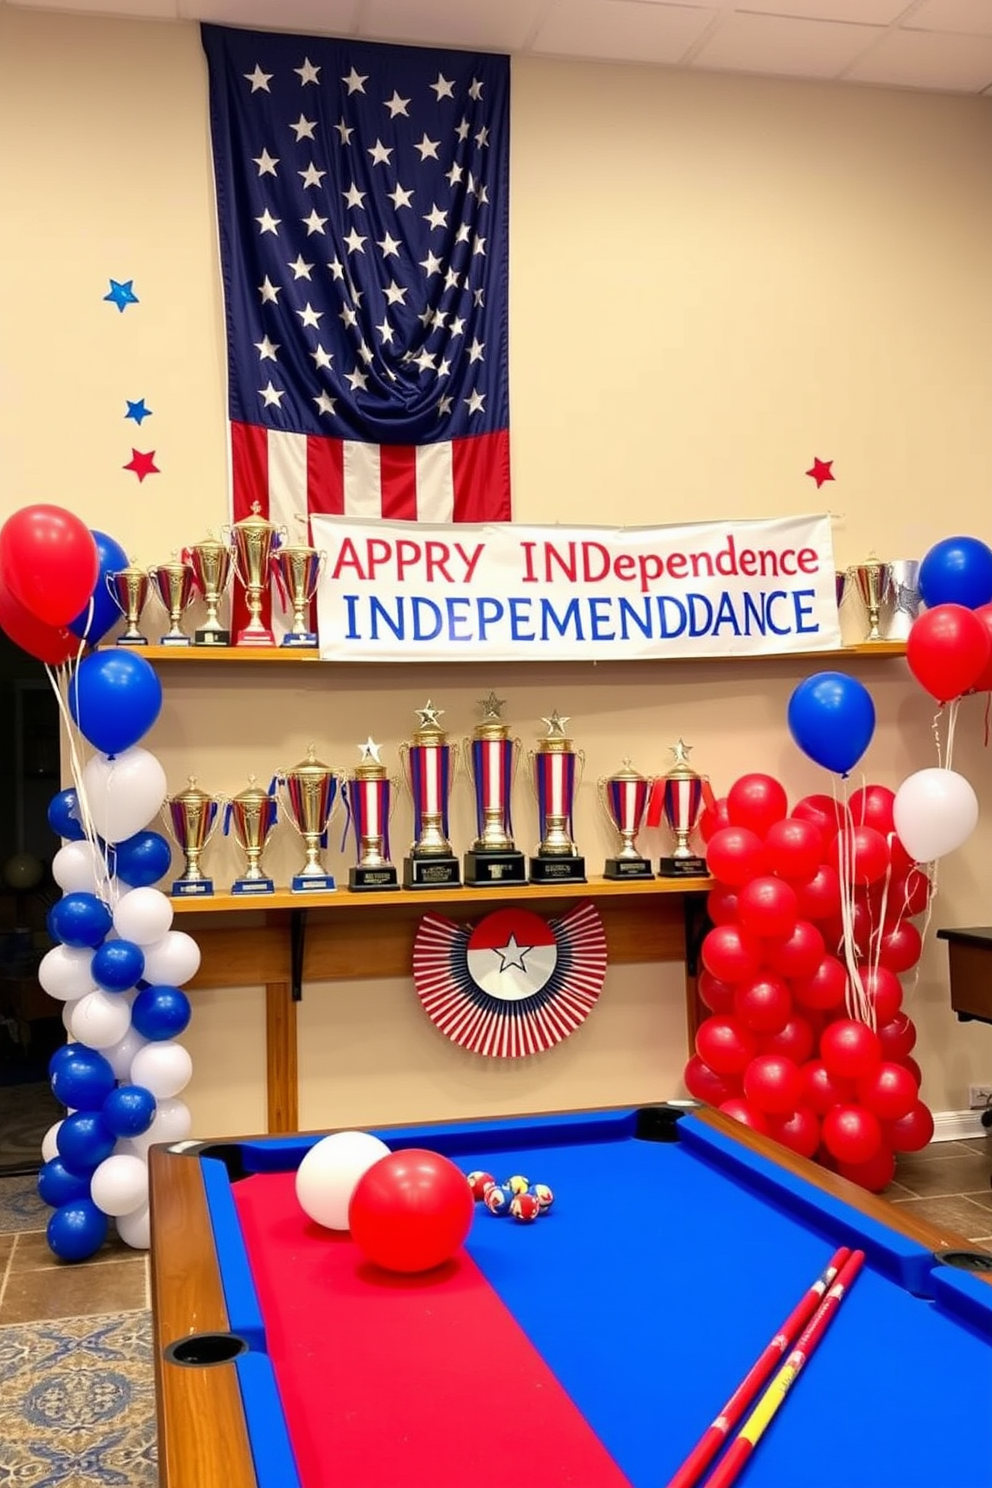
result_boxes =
[969,1085,992,1110]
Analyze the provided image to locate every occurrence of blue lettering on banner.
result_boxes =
[618,598,652,639]
[657,596,687,638]
[445,598,473,641]
[369,596,405,640]
[793,589,817,633]
[766,591,790,636]
[687,594,713,637]
[509,597,536,641]
[343,595,361,640]
[540,598,584,641]
[588,597,615,641]
[477,598,505,638]
[412,597,442,641]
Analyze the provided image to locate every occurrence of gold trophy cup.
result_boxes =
[599,760,655,880]
[149,557,196,647]
[230,503,281,647]
[108,564,151,646]
[658,740,708,877]
[276,746,340,891]
[224,776,279,892]
[163,777,221,896]
[186,534,234,647]
[848,558,895,643]
[272,542,324,648]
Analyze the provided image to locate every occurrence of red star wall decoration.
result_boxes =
[124,449,160,482]
[806,457,834,489]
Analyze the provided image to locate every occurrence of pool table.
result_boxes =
[149,1106,992,1488]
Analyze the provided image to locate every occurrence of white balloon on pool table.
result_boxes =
[295,1130,392,1231]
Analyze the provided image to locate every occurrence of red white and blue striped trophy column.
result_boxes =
[345,739,400,892]
[599,760,655,880]
[658,739,708,878]
[399,701,461,890]
[463,692,526,887]
[276,746,340,892]
[528,712,587,885]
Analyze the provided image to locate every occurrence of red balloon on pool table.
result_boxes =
[348,1149,476,1274]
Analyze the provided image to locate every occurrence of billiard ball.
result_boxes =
[528,1183,554,1212]
[467,1170,496,1201]
[504,1174,530,1196]
[510,1193,541,1223]
[484,1184,513,1216]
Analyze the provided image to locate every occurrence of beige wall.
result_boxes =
[3,7,992,1132]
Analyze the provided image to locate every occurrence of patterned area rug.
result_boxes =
[0,1173,48,1234]
[0,1311,157,1487]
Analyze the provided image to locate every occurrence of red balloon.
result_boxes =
[764,817,824,884]
[791,955,848,1012]
[705,826,768,887]
[877,1013,916,1061]
[901,1055,923,1087]
[718,1098,771,1134]
[764,921,825,980]
[683,1055,742,1107]
[818,899,874,961]
[877,922,922,974]
[858,965,903,1025]
[793,794,849,843]
[907,603,992,703]
[888,835,916,876]
[706,885,740,926]
[827,826,890,887]
[847,785,896,838]
[856,1062,918,1122]
[0,504,99,627]
[971,603,992,692]
[767,1106,820,1159]
[698,969,737,1015]
[699,797,731,843]
[759,1014,816,1066]
[737,877,798,939]
[836,1145,896,1193]
[348,1149,475,1274]
[884,1100,934,1153]
[794,865,842,923]
[700,924,764,983]
[727,774,789,837]
[820,1018,882,1080]
[885,867,931,924]
[801,1059,855,1114]
[695,1016,759,1075]
[821,1103,883,1165]
[734,973,793,1034]
[0,585,78,665]
[743,1053,804,1115]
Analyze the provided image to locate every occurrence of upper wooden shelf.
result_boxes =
[122,641,908,665]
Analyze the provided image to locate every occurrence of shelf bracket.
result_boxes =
[290,909,306,1002]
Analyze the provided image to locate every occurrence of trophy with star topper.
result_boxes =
[599,760,655,880]
[344,738,400,892]
[399,700,461,889]
[463,692,526,887]
[658,739,708,878]
[528,711,586,884]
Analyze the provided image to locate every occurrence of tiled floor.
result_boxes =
[885,1136,992,1245]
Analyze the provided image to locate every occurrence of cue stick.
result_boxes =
[699,1249,866,1488]
[663,1246,852,1488]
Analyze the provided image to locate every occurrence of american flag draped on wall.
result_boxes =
[200,24,511,543]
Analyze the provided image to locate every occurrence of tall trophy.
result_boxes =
[272,540,324,648]
[528,712,586,884]
[399,700,460,889]
[658,740,708,878]
[163,777,221,897]
[344,739,399,892]
[848,558,894,643]
[230,503,281,647]
[882,559,921,641]
[463,692,526,887]
[599,760,654,880]
[186,533,234,647]
[108,563,150,646]
[224,776,279,893]
[149,556,196,647]
[276,746,340,892]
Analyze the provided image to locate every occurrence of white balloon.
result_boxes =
[82,747,168,845]
[893,768,979,863]
[116,1202,150,1250]
[69,990,133,1050]
[90,1153,149,1217]
[41,1120,62,1163]
[53,840,110,895]
[121,1098,193,1158]
[61,1002,75,1033]
[130,1041,193,1099]
[113,888,174,947]
[105,1025,148,1080]
[38,945,97,1002]
[295,1130,391,1231]
[140,931,201,987]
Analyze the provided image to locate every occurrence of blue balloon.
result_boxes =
[46,1198,109,1262]
[787,672,876,777]
[68,530,130,644]
[68,650,163,755]
[56,1112,117,1176]
[47,787,86,842]
[92,938,145,993]
[919,536,992,611]
[47,892,113,949]
[114,829,172,888]
[102,1083,157,1138]
[37,1157,92,1209]
[50,1045,116,1111]
[131,984,191,1042]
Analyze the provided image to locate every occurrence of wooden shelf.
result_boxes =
[122,642,907,665]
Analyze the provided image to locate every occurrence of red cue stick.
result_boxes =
[663,1246,852,1488]
[700,1249,866,1488]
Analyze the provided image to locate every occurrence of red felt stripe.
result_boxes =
[233,1172,632,1488]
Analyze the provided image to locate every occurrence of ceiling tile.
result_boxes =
[181,0,361,27]
[9,0,175,13]
[902,0,992,36]
[529,0,717,64]
[846,26,992,88]
[691,12,883,77]
[736,0,910,20]
[359,0,544,52]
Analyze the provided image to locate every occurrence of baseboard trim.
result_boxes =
[932,1109,989,1142]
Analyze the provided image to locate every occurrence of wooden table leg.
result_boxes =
[265,980,298,1133]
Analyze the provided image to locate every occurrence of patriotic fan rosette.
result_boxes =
[413,903,607,1057]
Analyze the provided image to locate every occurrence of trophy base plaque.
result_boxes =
[236,627,276,647]
[161,635,192,648]
[194,628,231,647]
[232,875,275,895]
[116,636,148,647]
[658,855,709,878]
[291,873,336,893]
[529,855,587,885]
[463,850,527,887]
[172,878,214,898]
[404,854,461,890]
[604,857,655,881]
[281,631,318,649]
[349,865,400,892]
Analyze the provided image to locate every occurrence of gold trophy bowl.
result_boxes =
[230,503,281,647]
[163,777,221,896]
[149,558,196,647]
[187,534,234,647]
[599,760,655,880]
[277,745,340,892]
[273,543,324,648]
[848,558,895,643]
[107,564,150,646]
[225,776,278,892]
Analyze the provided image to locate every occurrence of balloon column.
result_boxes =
[0,504,200,1261]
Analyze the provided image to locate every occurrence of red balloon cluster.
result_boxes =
[0,505,98,666]
[685,774,934,1192]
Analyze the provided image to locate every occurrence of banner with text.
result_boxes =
[312,513,840,662]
